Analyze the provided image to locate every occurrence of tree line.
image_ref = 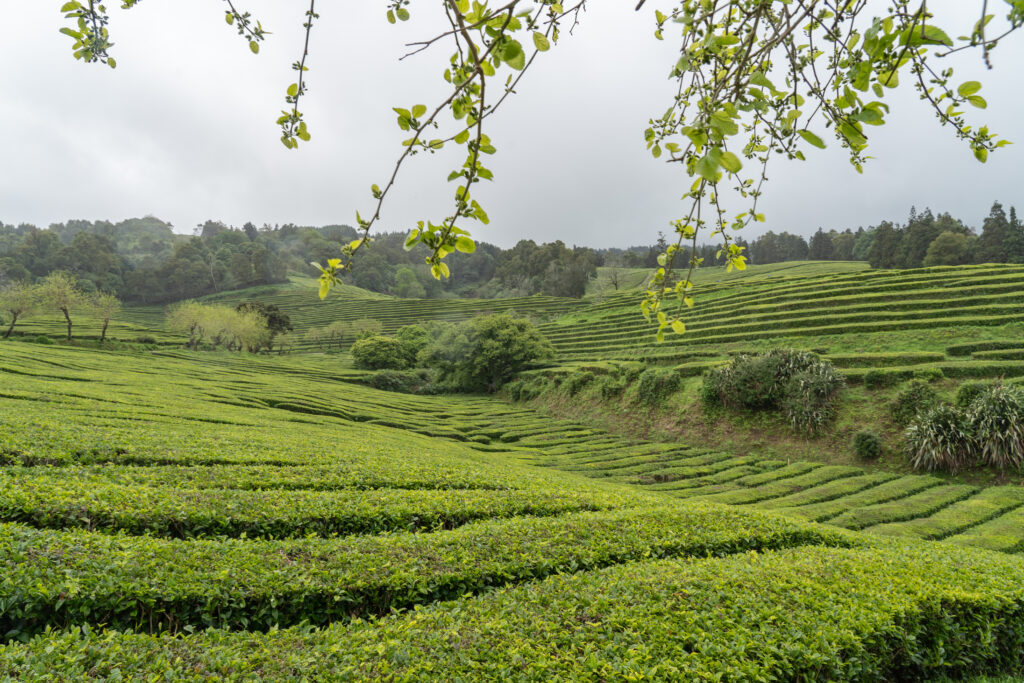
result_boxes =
[0,217,605,301]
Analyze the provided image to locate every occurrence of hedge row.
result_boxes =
[755,472,901,510]
[868,486,1024,541]
[0,475,637,539]
[5,541,1024,680]
[692,466,863,506]
[544,289,1024,347]
[776,475,945,523]
[828,484,979,531]
[947,505,1024,553]
[0,504,850,639]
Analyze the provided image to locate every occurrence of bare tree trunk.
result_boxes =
[62,307,72,341]
[100,318,110,343]
[2,313,18,339]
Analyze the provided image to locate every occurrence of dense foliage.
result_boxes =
[702,349,844,435]
[905,384,1024,473]
[420,314,553,392]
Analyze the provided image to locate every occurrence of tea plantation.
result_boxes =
[2,335,1024,679]
[4,261,1024,679]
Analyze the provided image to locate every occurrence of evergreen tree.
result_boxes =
[808,228,834,260]
[867,221,904,269]
[976,202,1012,263]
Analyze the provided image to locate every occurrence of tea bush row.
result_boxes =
[0,475,633,539]
[5,541,1024,680]
[0,504,848,638]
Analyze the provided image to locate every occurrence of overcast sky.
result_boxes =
[1,2,1021,248]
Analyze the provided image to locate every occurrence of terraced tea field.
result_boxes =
[3,342,1024,678]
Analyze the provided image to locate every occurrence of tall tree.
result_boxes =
[37,272,84,341]
[0,282,38,340]
[90,292,122,343]
[867,222,904,269]
[808,229,834,261]
[976,202,1013,263]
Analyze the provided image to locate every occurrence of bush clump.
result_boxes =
[970,383,1024,471]
[904,404,976,474]
[863,369,901,390]
[890,381,940,427]
[419,314,553,392]
[904,382,1024,474]
[955,381,989,409]
[29,335,54,345]
[351,335,409,370]
[701,349,844,435]
[365,370,430,394]
[564,371,595,397]
[852,431,883,460]
[635,368,680,407]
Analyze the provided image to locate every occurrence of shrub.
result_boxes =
[969,384,1024,471]
[396,325,431,366]
[864,369,900,389]
[956,381,990,409]
[890,381,940,427]
[29,335,54,345]
[911,366,945,382]
[635,368,680,407]
[366,370,429,394]
[852,431,883,460]
[419,314,554,392]
[598,374,628,400]
[701,349,843,435]
[904,405,976,474]
[133,335,158,345]
[782,364,846,436]
[503,380,524,401]
[350,335,409,370]
[564,371,595,397]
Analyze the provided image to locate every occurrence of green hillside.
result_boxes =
[4,261,1024,677]
[2,342,1024,678]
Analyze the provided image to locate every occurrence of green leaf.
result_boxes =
[396,8,410,21]
[318,279,330,300]
[287,83,299,97]
[225,12,235,25]
[387,9,396,24]
[957,81,982,97]
[412,104,427,119]
[455,236,476,254]
[60,1,81,11]
[967,95,987,109]
[532,32,550,52]
[719,151,742,174]
[798,129,826,149]
[695,153,720,182]
[249,41,260,55]
[503,41,526,70]
[671,320,686,335]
